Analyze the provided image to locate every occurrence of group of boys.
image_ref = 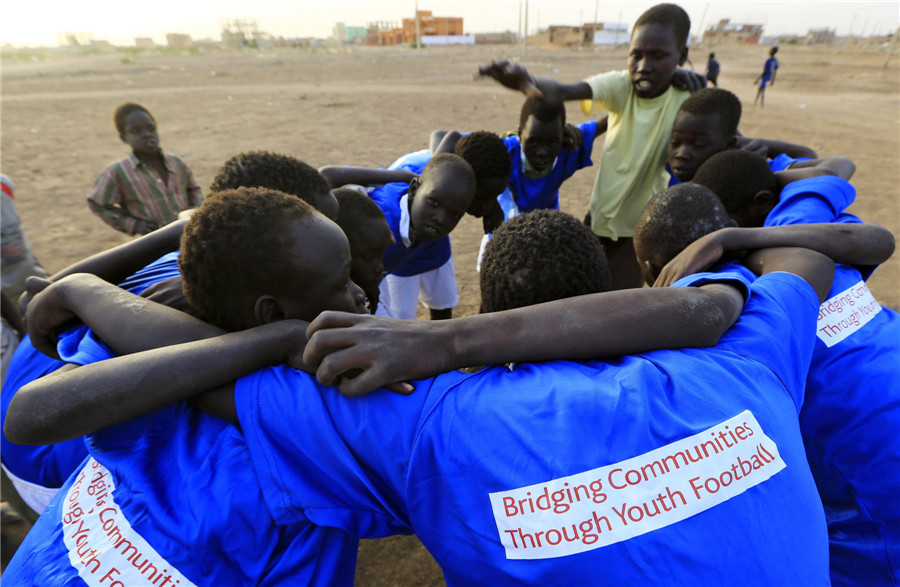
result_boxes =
[2,2,898,586]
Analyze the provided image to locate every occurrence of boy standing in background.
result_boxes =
[88,103,203,235]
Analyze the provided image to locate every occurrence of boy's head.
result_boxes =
[408,153,475,242]
[480,209,610,313]
[692,150,779,228]
[518,97,566,172]
[667,88,741,182]
[210,151,339,220]
[179,187,366,332]
[708,52,715,60]
[453,131,512,218]
[633,183,735,285]
[629,3,691,99]
[333,186,394,306]
[769,46,779,57]
[114,102,158,156]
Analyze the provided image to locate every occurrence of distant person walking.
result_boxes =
[706,52,720,87]
[754,47,779,107]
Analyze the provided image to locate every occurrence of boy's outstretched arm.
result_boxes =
[654,224,895,287]
[5,319,308,445]
[304,284,744,396]
[476,59,592,101]
[318,166,416,188]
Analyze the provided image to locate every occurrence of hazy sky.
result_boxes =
[3,1,898,47]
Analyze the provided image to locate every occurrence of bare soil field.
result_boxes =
[2,42,898,585]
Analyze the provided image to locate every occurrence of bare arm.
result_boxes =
[19,219,187,314]
[318,166,416,188]
[744,247,834,303]
[432,130,462,155]
[5,320,306,445]
[304,284,744,396]
[784,156,856,181]
[654,224,894,287]
[476,59,592,101]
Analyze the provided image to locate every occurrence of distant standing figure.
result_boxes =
[88,102,203,235]
[706,52,720,87]
[754,47,779,107]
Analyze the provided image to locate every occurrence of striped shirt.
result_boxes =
[88,150,203,235]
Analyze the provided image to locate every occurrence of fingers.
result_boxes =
[25,276,52,297]
[303,327,357,372]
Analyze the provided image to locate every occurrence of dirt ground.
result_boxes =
[2,42,898,584]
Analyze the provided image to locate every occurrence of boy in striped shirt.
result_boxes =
[88,103,203,235]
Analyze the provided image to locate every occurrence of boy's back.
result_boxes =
[235,268,829,585]
[764,175,900,584]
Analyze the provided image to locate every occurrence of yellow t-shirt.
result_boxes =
[581,71,689,240]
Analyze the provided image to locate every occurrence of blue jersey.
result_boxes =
[1,252,182,494]
[762,56,779,81]
[504,120,598,213]
[5,304,359,585]
[234,270,829,585]
[368,182,451,277]
[766,175,900,585]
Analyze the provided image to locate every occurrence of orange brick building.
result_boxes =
[368,10,463,45]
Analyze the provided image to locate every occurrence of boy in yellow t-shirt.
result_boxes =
[478,3,703,289]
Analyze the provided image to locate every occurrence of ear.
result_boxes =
[407,176,420,200]
[751,190,777,215]
[679,46,689,66]
[253,295,284,325]
[725,133,739,149]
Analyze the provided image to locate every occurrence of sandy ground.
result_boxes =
[2,42,898,584]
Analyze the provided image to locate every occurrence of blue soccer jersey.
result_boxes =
[368,182,452,277]
[235,270,829,585]
[5,302,360,586]
[765,175,900,585]
[504,120,598,213]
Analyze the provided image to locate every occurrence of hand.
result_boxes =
[735,136,769,157]
[133,219,160,235]
[476,59,543,98]
[653,230,729,288]
[304,311,454,397]
[23,276,79,359]
[562,123,583,151]
[671,68,707,93]
[482,200,505,234]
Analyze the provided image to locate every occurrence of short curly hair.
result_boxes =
[454,131,512,182]
[420,152,476,194]
[480,209,610,313]
[179,187,317,331]
[114,102,154,135]
[692,150,778,216]
[209,151,332,210]
[633,183,733,271]
[518,97,566,136]
[678,88,742,140]
[634,3,691,48]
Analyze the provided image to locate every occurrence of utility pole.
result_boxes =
[524,0,529,56]
[885,25,899,68]
[696,3,709,46]
[415,0,421,49]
